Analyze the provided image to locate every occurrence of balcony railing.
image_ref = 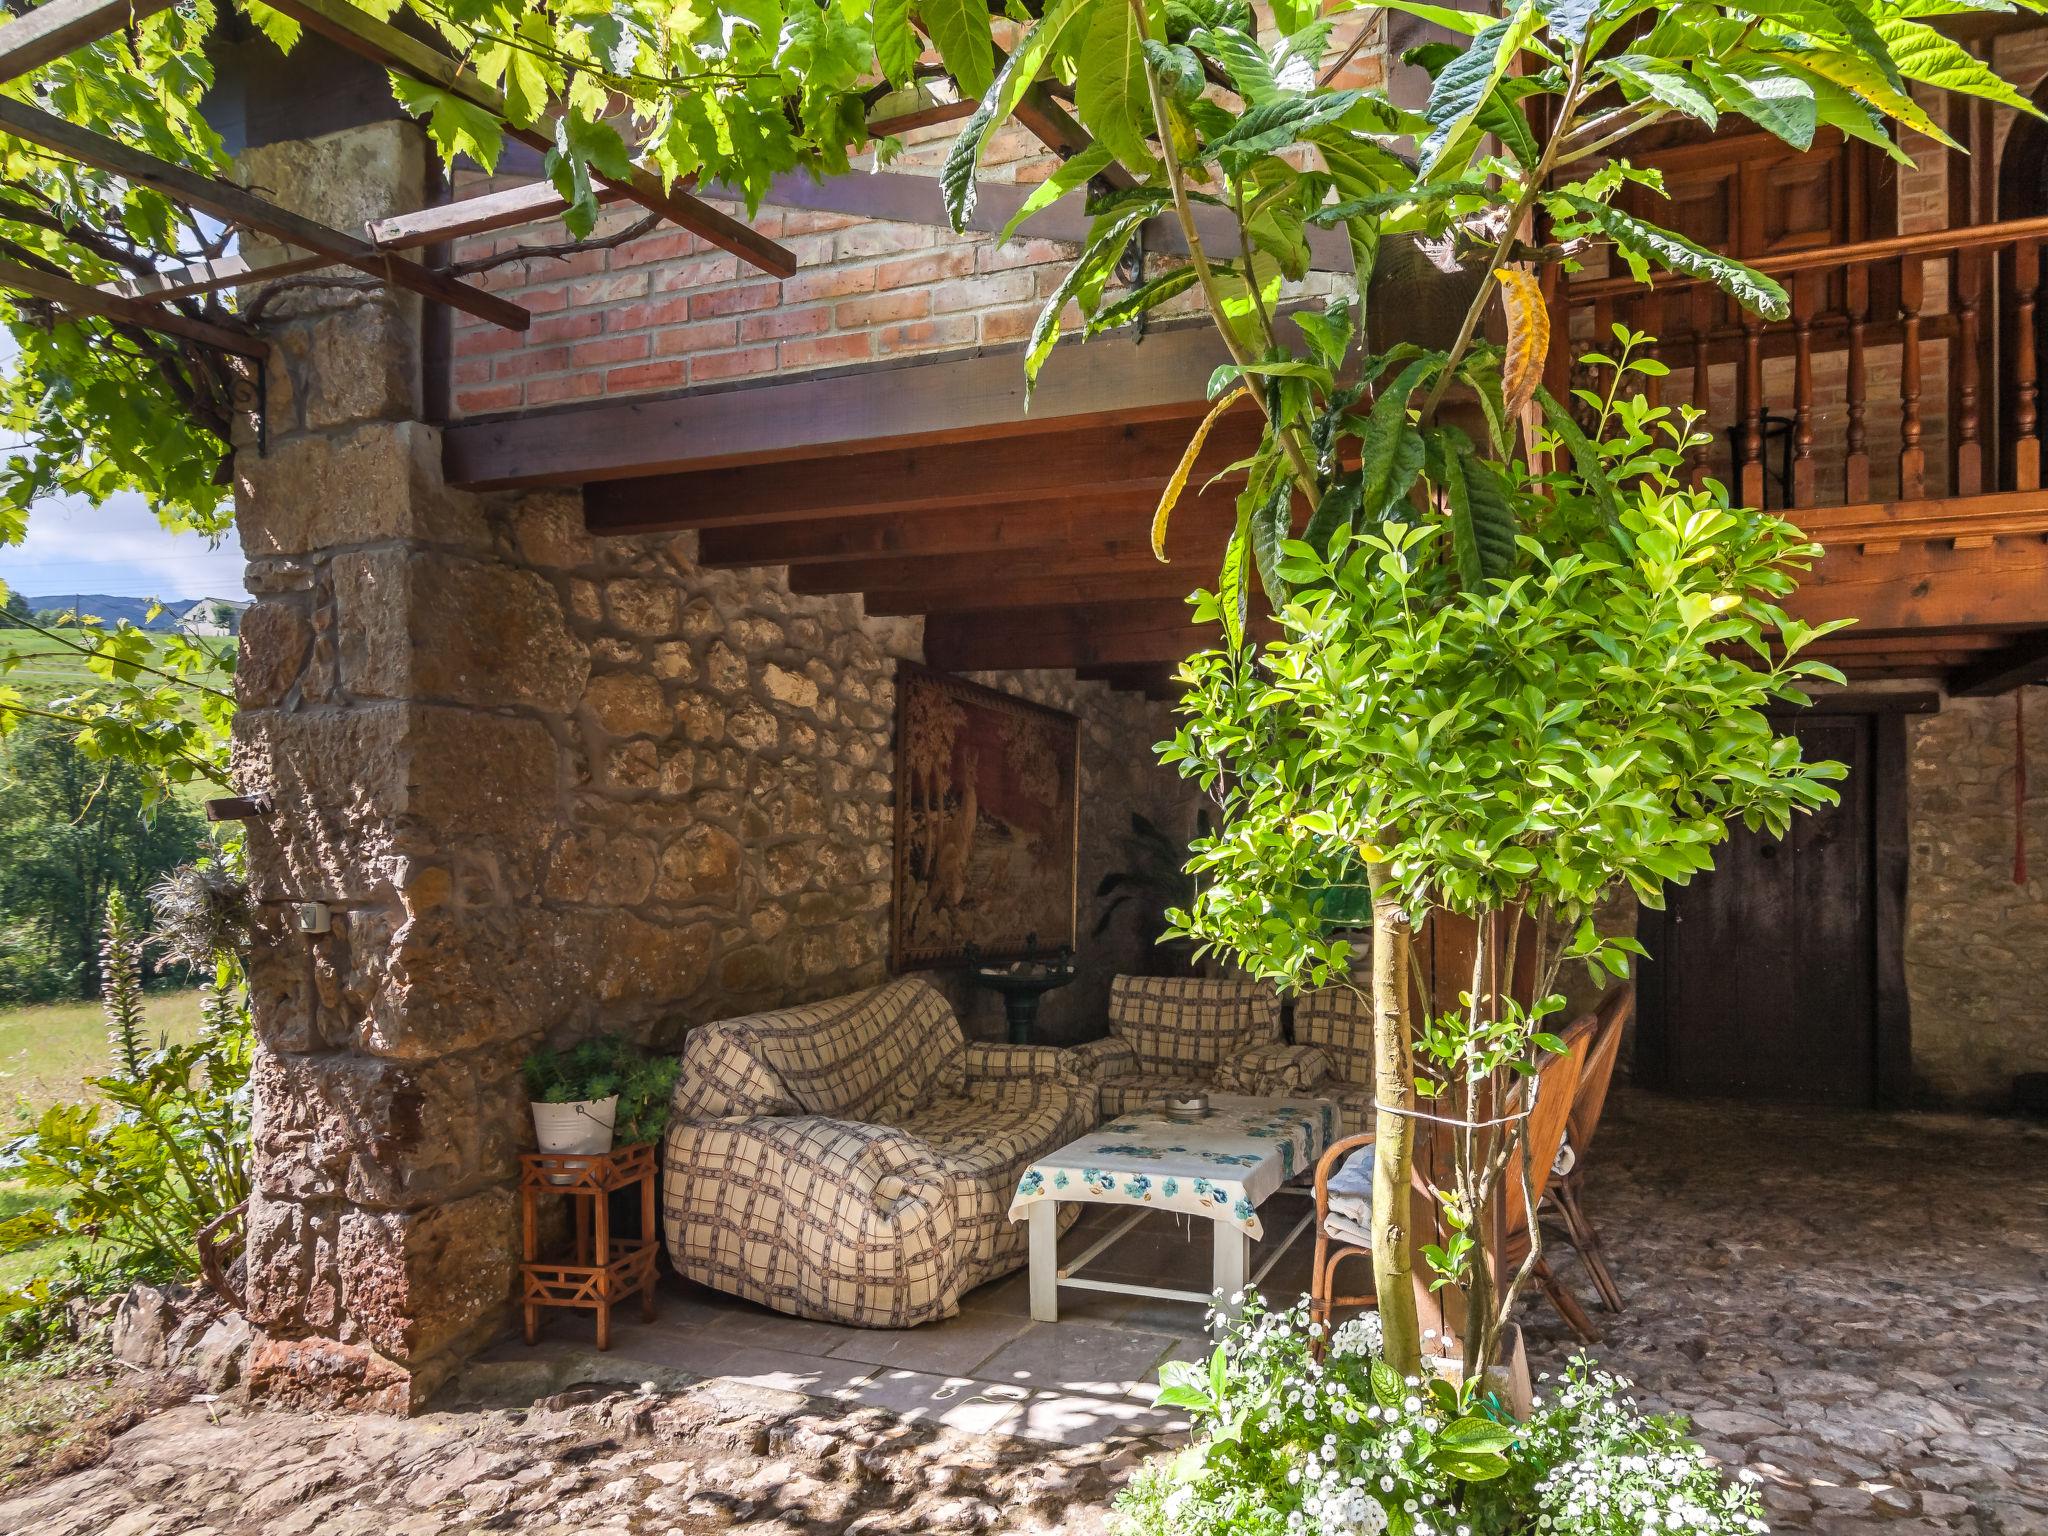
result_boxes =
[1554,214,2048,516]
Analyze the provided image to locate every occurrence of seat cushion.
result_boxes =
[1107,976,1282,1073]
[724,977,967,1122]
[1095,1071,1227,1120]
[1294,987,1375,1088]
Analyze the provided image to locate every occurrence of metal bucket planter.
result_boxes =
[531,1095,618,1158]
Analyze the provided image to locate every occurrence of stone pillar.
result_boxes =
[230,121,579,1411]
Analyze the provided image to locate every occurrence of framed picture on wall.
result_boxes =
[890,665,1079,971]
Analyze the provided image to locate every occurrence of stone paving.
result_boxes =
[3,1091,2044,1535]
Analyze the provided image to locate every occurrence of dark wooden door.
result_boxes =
[1638,714,1882,1105]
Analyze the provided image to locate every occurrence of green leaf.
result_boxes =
[920,0,996,98]
[1533,0,1600,45]
[1878,18,2042,115]
[1417,2,1537,179]
[1191,26,1282,105]
[1207,91,1363,172]
[1601,54,1718,128]
[1694,58,1816,149]
[1376,0,1490,35]
[1024,208,1151,390]
[1438,1415,1517,1452]
[1218,499,1253,653]
[942,0,1088,231]
[1143,39,1206,102]
[1535,385,1631,553]
[391,74,504,173]
[1250,479,1295,608]
[1358,353,1441,517]
[1750,0,1902,90]
[1370,1357,1405,1409]
[242,1,301,51]
[1087,264,1201,334]
[1076,0,1159,174]
[998,144,1113,243]
[1440,437,1518,588]
[1552,194,1789,319]
[1303,470,1363,554]
[1781,48,1957,147]
[874,0,921,85]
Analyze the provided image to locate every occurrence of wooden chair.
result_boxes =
[1310,1005,1601,1348]
[1544,985,1635,1313]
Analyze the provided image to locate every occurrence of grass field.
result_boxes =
[0,990,207,1293]
[0,627,235,708]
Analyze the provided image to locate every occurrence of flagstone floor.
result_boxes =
[3,1092,2044,1535]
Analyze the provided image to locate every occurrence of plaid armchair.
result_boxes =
[1293,986,1376,1136]
[661,976,1095,1328]
[1067,975,1331,1118]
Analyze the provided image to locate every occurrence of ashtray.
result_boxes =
[1163,1095,1212,1122]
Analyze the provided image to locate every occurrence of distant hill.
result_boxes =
[19,594,201,631]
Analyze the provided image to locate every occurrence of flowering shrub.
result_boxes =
[1113,1295,1767,1536]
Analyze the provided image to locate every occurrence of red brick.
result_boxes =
[529,311,606,345]
[979,307,1038,344]
[455,385,523,414]
[453,325,524,357]
[652,319,743,356]
[689,346,777,383]
[606,360,690,392]
[875,249,977,288]
[834,223,935,262]
[609,295,695,331]
[652,254,742,292]
[779,334,872,370]
[778,208,862,236]
[836,290,930,328]
[526,373,604,405]
[932,271,1035,313]
[610,230,704,269]
[569,271,650,306]
[571,334,650,367]
[875,316,977,354]
[783,265,876,304]
[740,305,831,342]
[490,345,571,381]
[452,359,492,385]
[690,282,781,319]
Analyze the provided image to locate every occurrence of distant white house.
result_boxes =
[177,598,248,637]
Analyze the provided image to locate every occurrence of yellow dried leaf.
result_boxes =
[1494,267,1550,423]
[1152,385,1250,561]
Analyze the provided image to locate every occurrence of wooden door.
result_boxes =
[1636,714,1884,1106]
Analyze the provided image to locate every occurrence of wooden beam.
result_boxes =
[860,563,1207,616]
[699,493,1180,568]
[866,87,978,137]
[446,319,1236,487]
[261,0,796,279]
[366,177,632,248]
[107,250,327,302]
[588,412,1258,531]
[924,599,1267,671]
[0,97,531,330]
[1790,538,2048,633]
[0,257,268,356]
[0,0,174,81]
[1948,628,2048,695]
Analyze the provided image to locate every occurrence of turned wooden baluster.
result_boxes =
[1687,286,1713,486]
[1954,246,1984,497]
[1898,254,1926,500]
[1738,307,1766,507]
[2015,237,2041,493]
[1790,271,1818,508]
[1844,265,1871,503]
[1639,294,1665,408]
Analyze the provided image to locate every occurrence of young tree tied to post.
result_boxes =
[936,0,2038,1377]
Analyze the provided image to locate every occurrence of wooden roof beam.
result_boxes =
[261,0,795,278]
[0,256,267,356]
[0,0,174,82]
[924,598,1258,670]
[1947,628,2048,696]
[0,97,530,329]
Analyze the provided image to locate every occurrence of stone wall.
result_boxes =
[1903,689,2048,1108]
[231,120,1193,1411]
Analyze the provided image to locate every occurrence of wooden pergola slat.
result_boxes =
[0,98,531,330]
[366,178,631,249]
[1948,628,2048,695]
[261,0,797,279]
[0,0,174,82]
[0,256,268,356]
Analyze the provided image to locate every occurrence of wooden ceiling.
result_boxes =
[441,324,2048,699]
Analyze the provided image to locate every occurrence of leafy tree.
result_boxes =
[937,0,2036,1375]
[1,590,26,621]
[0,716,208,1002]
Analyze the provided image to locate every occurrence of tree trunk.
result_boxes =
[1369,878,1423,1375]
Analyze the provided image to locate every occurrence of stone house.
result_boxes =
[208,16,2048,1413]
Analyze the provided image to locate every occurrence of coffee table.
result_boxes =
[1007,1094,1337,1323]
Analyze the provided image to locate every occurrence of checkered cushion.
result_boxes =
[1107,976,1282,1072]
[661,979,1088,1328]
[1294,987,1375,1088]
[672,976,964,1125]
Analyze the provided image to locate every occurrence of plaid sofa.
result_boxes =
[661,976,1095,1328]
[1293,986,1375,1135]
[1066,975,1331,1117]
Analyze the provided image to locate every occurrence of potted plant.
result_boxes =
[522,1036,681,1156]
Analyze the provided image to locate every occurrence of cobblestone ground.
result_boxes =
[1,1092,2042,1536]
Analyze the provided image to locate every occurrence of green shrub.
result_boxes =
[1114,1294,1768,1536]
[522,1036,680,1146]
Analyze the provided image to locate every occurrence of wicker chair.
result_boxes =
[1544,985,1635,1312]
[1308,1002,1602,1347]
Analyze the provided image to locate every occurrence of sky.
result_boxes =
[0,486,249,605]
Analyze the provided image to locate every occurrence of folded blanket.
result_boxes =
[1322,1209,1373,1250]
[1326,1145,1375,1229]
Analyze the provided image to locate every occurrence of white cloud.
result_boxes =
[0,489,248,604]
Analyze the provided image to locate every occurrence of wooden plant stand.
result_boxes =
[519,1141,660,1349]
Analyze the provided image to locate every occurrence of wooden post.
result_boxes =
[2014,239,2041,493]
[593,1171,612,1351]
[1688,287,1713,488]
[1739,309,1766,508]
[1791,271,1818,509]
[1845,265,1872,504]
[1955,247,1984,497]
[1899,255,1926,500]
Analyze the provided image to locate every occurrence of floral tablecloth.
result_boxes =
[1007,1094,1337,1240]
